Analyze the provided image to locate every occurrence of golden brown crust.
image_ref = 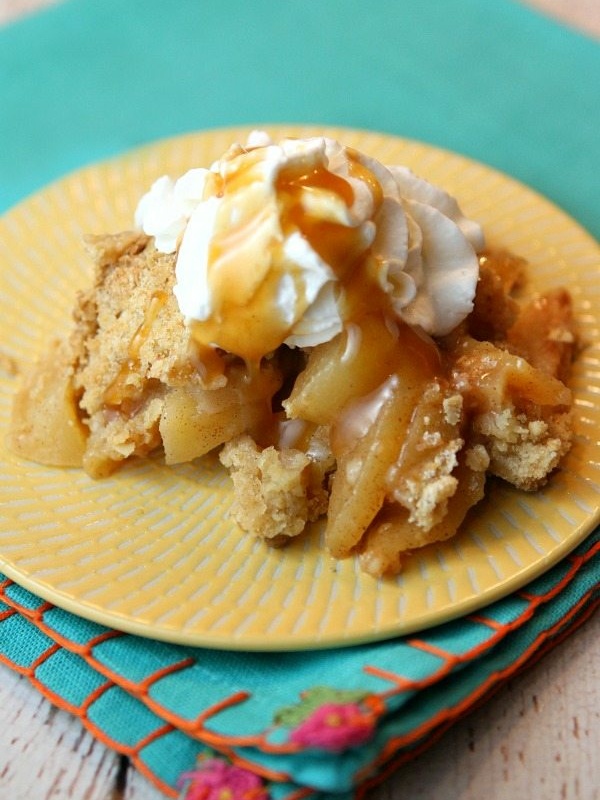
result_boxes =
[386,381,465,531]
[505,288,576,382]
[71,233,221,476]
[219,435,315,541]
[468,250,526,342]
[74,233,198,414]
[7,338,87,467]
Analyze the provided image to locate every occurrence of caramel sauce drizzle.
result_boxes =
[103,290,168,410]
[189,149,387,365]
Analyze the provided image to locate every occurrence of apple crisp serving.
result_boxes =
[8,135,576,576]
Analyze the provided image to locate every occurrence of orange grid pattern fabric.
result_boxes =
[1,529,598,798]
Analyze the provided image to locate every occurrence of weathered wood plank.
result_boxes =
[370,610,600,800]
[0,668,160,800]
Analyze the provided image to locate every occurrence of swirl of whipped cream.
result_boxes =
[135,133,484,360]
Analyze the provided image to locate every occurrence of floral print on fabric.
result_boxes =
[289,701,376,752]
[275,685,381,752]
[178,755,270,800]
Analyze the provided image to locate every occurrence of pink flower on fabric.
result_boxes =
[178,757,269,800]
[289,701,376,752]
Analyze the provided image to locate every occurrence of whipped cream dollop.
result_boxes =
[135,133,484,361]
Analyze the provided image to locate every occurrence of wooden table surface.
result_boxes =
[1,1,599,798]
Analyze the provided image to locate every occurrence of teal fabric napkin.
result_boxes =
[1,0,599,239]
[1,0,599,797]
[1,530,599,798]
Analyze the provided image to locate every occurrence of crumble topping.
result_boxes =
[9,237,575,577]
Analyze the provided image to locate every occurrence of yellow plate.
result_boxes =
[1,126,599,651]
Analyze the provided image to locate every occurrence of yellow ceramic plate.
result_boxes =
[1,127,599,651]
